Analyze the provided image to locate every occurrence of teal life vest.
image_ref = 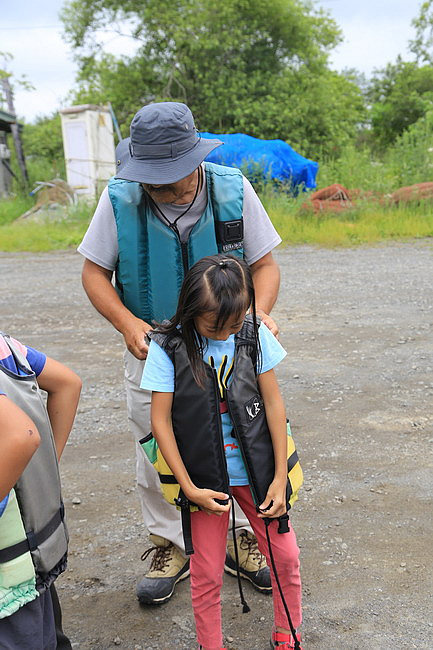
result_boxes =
[109,162,244,324]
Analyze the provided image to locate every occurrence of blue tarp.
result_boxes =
[201,132,318,191]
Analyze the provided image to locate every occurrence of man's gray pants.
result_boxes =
[124,349,251,555]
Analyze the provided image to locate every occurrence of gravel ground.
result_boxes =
[1,242,432,650]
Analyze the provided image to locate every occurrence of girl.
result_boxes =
[141,254,302,650]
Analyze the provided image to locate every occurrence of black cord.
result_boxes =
[148,165,202,239]
[229,495,250,613]
[264,519,301,649]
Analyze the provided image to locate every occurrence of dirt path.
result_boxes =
[1,242,432,649]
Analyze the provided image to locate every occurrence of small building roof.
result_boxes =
[0,108,17,133]
[59,104,110,115]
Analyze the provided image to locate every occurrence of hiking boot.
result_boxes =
[224,530,271,593]
[136,534,190,605]
[270,630,303,649]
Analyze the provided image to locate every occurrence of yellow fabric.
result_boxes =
[142,422,303,512]
[287,422,303,509]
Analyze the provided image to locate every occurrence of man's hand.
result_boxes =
[256,308,279,337]
[82,259,153,360]
[250,252,280,337]
[123,316,153,360]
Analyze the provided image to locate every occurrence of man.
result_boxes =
[78,102,282,605]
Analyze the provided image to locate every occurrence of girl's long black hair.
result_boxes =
[158,254,260,386]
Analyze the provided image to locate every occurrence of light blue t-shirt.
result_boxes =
[0,495,8,518]
[141,322,286,485]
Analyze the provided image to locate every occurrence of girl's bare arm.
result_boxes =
[0,395,41,500]
[37,357,82,460]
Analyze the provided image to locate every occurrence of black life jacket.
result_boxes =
[144,316,302,553]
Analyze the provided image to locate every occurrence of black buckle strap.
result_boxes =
[0,505,65,564]
[174,490,194,556]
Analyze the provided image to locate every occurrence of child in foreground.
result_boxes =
[141,254,302,650]
[0,333,82,649]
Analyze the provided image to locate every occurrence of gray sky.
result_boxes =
[0,0,422,123]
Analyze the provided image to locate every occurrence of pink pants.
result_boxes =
[190,485,302,650]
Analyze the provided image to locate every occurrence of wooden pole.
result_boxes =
[1,76,29,188]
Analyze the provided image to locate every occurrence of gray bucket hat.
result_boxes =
[115,102,222,184]
[115,137,130,173]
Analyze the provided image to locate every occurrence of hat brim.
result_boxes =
[115,137,223,184]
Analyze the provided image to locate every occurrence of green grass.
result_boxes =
[1,187,433,253]
[0,196,35,226]
[0,199,95,252]
[263,189,433,247]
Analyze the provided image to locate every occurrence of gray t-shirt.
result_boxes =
[78,164,281,269]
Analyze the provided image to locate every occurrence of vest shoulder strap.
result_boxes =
[150,315,261,365]
[148,327,179,362]
[0,333,33,374]
[235,314,261,370]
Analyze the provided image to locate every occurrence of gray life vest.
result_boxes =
[0,334,68,592]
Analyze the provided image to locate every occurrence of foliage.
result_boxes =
[1,190,431,251]
[2,165,433,253]
[262,189,433,247]
[410,0,433,63]
[60,0,364,156]
[316,145,397,194]
[21,114,66,179]
[0,52,34,105]
[5,114,66,194]
[366,59,433,149]
[0,196,34,225]
[0,200,95,252]
[67,54,155,134]
[314,109,433,193]
[384,109,433,186]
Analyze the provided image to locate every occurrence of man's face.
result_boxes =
[141,169,197,204]
[141,183,180,203]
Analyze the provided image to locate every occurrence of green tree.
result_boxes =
[410,0,433,63]
[21,113,65,178]
[61,0,364,156]
[385,108,433,186]
[366,58,433,149]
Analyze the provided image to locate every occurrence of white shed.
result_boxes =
[60,104,116,197]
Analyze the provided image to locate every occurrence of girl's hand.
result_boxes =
[187,487,231,516]
[257,478,287,518]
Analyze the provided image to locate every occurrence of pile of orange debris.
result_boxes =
[302,182,433,213]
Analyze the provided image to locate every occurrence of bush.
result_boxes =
[385,110,433,187]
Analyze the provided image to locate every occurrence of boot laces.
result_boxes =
[239,530,265,569]
[140,543,173,572]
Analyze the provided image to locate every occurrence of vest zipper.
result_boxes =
[210,369,231,496]
[180,240,189,275]
[225,385,260,506]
